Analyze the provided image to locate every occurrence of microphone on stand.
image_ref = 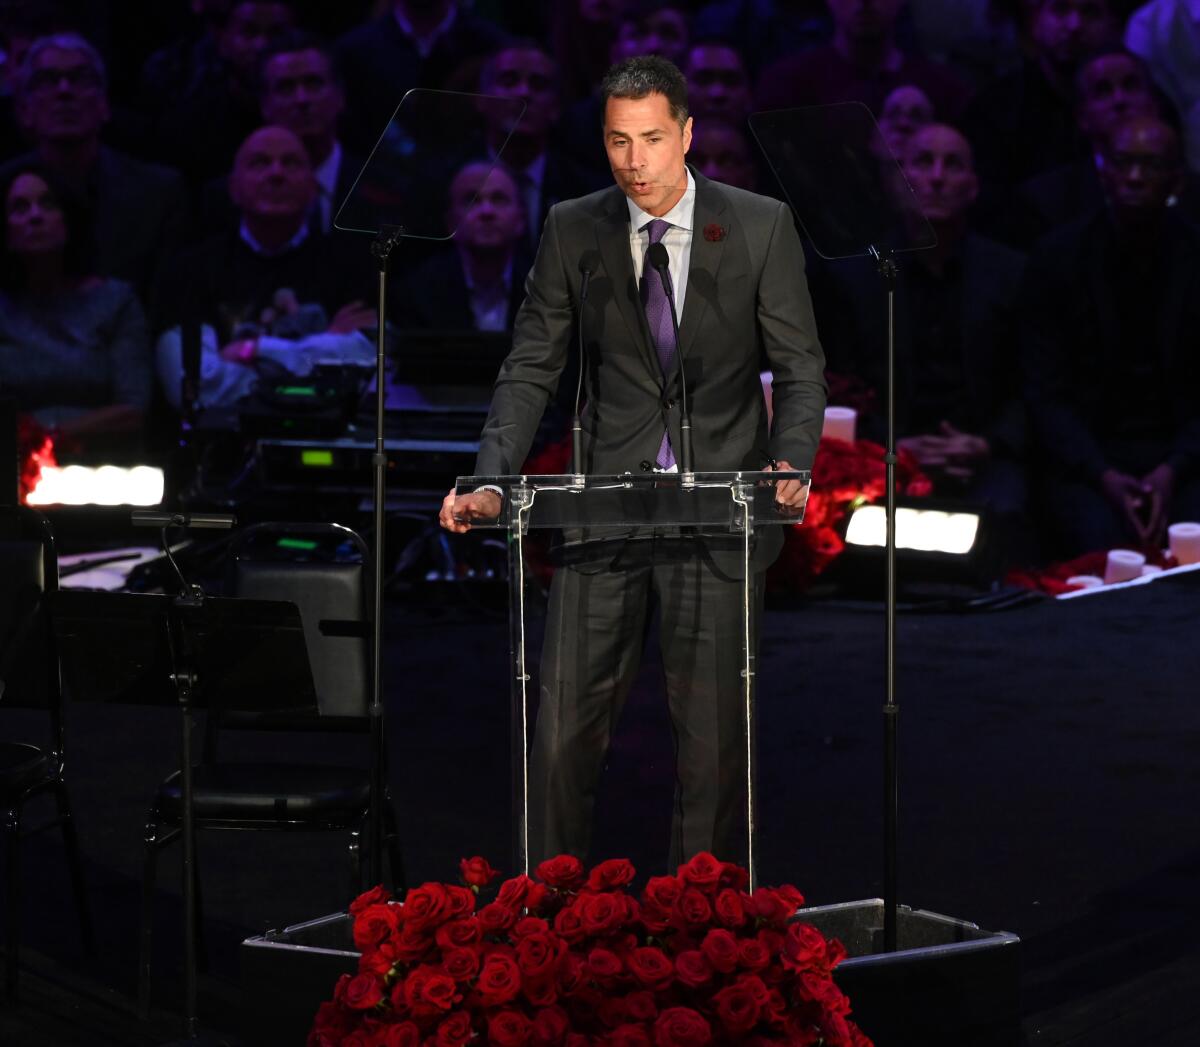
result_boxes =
[646,241,694,483]
[573,252,599,483]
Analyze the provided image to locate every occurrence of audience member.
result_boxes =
[0,163,151,452]
[140,0,296,184]
[400,161,530,331]
[1126,0,1200,171]
[688,119,760,192]
[755,0,971,120]
[477,41,603,248]
[965,0,1120,189]
[335,0,505,153]
[684,41,753,123]
[878,83,934,160]
[822,124,1030,539]
[692,0,831,76]
[1021,116,1200,554]
[549,0,623,104]
[5,33,188,294]
[609,1,691,68]
[905,0,1023,84]
[155,126,374,412]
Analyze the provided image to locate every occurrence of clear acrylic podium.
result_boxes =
[455,469,809,888]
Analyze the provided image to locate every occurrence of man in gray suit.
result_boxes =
[440,56,826,867]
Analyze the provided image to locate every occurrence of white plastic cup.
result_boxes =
[1167,522,1200,565]
[1065,575,1104,589]
[822,406,857,443]
[1103,549,1145,584]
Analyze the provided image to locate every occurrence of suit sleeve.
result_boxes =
[474,204,575,477]
[758,202,827,471]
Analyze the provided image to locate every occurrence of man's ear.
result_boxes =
[682,115,693,154]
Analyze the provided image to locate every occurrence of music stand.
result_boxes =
[749,102,936,952]
[52,588,316,1041]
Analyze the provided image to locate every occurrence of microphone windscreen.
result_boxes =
[646,242,670,271]
[578,250,600,275]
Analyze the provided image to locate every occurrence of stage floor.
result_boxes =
[3,571,1198,1044]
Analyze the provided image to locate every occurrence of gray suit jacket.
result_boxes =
[476,167,827,485]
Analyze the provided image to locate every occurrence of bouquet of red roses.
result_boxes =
[310,853,872,1047]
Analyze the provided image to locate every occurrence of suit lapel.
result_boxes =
[595,189,662,384]
[674,170,728,372]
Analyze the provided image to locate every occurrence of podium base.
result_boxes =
[795,899,1022,1047]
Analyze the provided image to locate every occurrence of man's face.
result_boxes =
[1077,54,1155,140]
[229,126,315,221]
[261,49,343,142]
[685,45,751,122]
[1096,118,1182,215]
[826,0,905,42]
[447,164,525,249]
[604,93,692,213]
[1032,0,1116,70]
[688,122,755,190]
[219,2,294,77]
[903,124,978,223]
[17,45,109,144]
[879,84,933,157]
[5,172,67,257]
[611,9,689,66]
[484,48,560,139]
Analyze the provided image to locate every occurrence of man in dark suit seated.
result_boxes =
[1021,115,1200,554]
[822,123,1030,548]
[440,57,826,867]
[5,32,188,294]
[399,160,530,333]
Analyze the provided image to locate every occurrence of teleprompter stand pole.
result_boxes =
[869,245,900,954]
[364,225,403,888]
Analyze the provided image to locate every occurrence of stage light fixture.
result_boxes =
[26,465,165,507]
[845,504,981,555]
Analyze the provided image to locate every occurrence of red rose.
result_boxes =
[311,999,354,1038]
[514,916,551,938]
[436,917,482,951]
[678,853,723,892]
[782,1012,822,1045]
[536,854,586,891]
[516,931,562,983]
[610,1023,653,1047]
[774,883,805,913]
[459,855,501,888]
[702,223,726,243]
[489,1008,534,1047]
[736,938,770,971]
[700,929,738,973]
[445,885,476,918]
[713,889,746,929]
[781,923,829,975]
[443,947,480,982]
[390,922,433,963]
[402,965,460,1018]
[435,1011,473,1047]
[350,884,392,916]
[598,995,628,1028]
[532,1004,571,1046]
[341,1033,371,1047]
[477,952,522,1007]
[624,990,658,1022]
[553,902,587,944]
[586,946,624,987]
[343,972,384,1010]
[641,876,683,910]
[578,892,625,936]
[557,952,588,996]
[626,947,674,991]
[653,1006,712,1047]
[354,903,401,951]
[712,981,762,1036]
[798,971,850,1016]
[747,887,794,927]
[480,900,519,935]
[673,888,712,928]
[585,858,636,891]
[718,862,749,892]
[368,1020,421,1047]
[497,874,536,910]
[359,940,400,979]
[673,949,712,988]
[403,883,451,932]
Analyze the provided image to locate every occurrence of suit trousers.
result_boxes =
[527,536,763,871]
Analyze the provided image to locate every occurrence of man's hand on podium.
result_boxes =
[769,459,809,515]
[439,488,503,533]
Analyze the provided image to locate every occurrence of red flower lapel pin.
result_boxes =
[703,223,727,242]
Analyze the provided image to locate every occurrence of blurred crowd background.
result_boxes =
[0,0,1197,565]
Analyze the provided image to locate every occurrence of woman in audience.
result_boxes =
[0,164,151,452]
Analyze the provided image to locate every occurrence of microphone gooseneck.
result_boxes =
[645,241,693,479]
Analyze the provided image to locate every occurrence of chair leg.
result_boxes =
[384,802,406,894]
[4,807,20,1000]
[138,821,161,1020]
[192,844,209,975]
[53,782,94,957]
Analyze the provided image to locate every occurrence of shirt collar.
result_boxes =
[238,218,309,257]
[626,165,695,235]
[313,140,343,196]
[393,3,458,58]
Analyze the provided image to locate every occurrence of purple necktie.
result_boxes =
[639,218,676,469]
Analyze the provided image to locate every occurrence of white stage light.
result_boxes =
[27,465,165,507]
[845,504,980,556]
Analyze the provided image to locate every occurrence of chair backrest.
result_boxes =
[231,523,370,721]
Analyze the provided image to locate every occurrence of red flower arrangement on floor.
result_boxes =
[310,853,872,1047]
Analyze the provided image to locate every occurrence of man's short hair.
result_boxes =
[600,55,688,129]
[15,31,107,98]
[256,28,340,93]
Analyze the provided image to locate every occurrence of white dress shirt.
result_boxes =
[625,166,695,320]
